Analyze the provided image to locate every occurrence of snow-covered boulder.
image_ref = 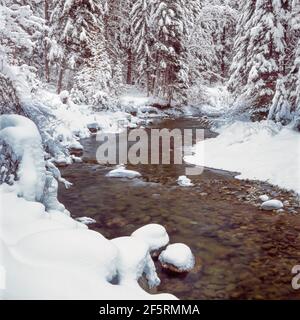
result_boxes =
[177,176,194,187]
[159,243,195,273]
[87,122,100,133]
[261,199,284,211]
[131,224,169,252]
[111,237,160,288]
[106,166,141,179]
[259,194,270,202]
[68,140,83,156]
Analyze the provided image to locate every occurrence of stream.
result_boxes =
[58,117,300,300]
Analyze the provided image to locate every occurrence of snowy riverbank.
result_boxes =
[0,114,177,300]
[185,120,300,195]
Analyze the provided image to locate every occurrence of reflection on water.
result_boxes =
[59,118,300,300]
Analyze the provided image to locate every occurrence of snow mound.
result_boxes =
[0,115,46,201]
[0,186,177,300]
[131,224,169,251]
[106,166,141,179]
[261,199,284,211]
[185,120,300,194]
[111,237,160,288]
[159,243,195,272]
[177,176,194,187]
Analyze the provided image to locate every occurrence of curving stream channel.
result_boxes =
[58,117,300,300]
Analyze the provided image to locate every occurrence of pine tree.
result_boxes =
[269,0,300,123]
[228,0,286,118]
[152,0,189,105]
[130,0,154,94]
[71,35,113,108]
[0,1,44,113]
[49,0,106,93]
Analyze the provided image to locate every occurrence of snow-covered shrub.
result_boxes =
[0,73,23,116]
[0,115,46,202]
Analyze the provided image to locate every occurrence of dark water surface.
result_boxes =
[59,118,300,300]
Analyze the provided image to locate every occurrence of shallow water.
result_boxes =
[59,117,300,300]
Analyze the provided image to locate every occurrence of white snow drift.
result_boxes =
[185,120,300,194]
[0,115,176,300]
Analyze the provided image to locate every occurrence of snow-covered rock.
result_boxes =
[106,166,141,179]
[87,122,100,133]
[111,237,160,288]
[159,243,195,273]
[69,140,83,151]
[261,199,284,211]
[259,194,270,202]
[75,217,97,225]
[177,175,194,187]
[131,224,169,252]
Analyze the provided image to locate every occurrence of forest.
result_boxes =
[1,0,299,122]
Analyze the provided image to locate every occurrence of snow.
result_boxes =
[120,87,151,109]
[185,120,300,194]
[131,224,169,251]
[75,217,97,225]
[0,115,46,202]
[111,237,160,288]
[259,194,270,202]
[261,199,284,211]
[0,185,176,300]
[177,176,194,187]
[159,243,195,272]
[0,115,176,300]
[106,166,141,179]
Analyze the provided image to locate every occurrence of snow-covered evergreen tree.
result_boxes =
[0,1,44,113]
[71,36,113,108]
[151,0,189,104]
[49,0,107,93]
[228,0,286,118]
[130,0,154,94]
[268,0,300,124]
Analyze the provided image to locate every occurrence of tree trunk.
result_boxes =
[44,0,50,83]
[221,26,226,78]
[127,48,133,85]
[57,64,65,94]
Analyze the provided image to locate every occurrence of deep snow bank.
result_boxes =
[0,115,176,300]
[185,120,300,194]
[0,186,176,300]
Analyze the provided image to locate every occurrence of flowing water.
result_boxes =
[59,117,300,300]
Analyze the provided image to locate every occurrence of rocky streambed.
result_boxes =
[58,117,300,300]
